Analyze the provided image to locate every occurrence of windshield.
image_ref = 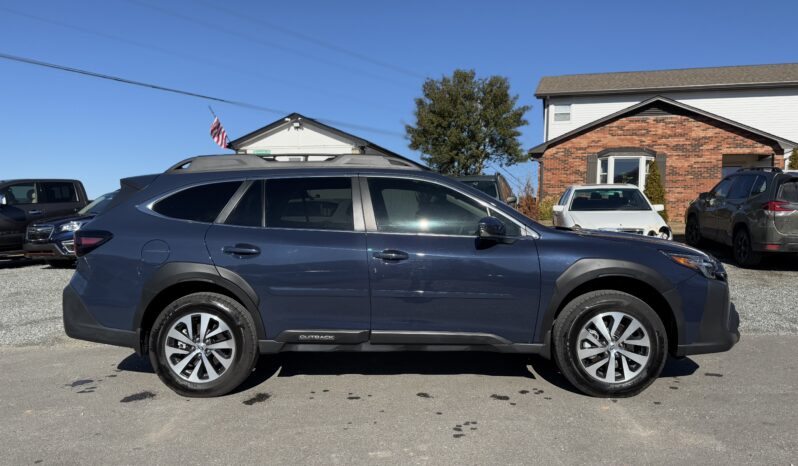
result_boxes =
[570,188,651,211]
[460,180,498,198]
[78,190,118,215]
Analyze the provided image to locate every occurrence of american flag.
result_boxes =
[210,116,228,149]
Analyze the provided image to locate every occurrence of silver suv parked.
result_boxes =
[685,167,798,266]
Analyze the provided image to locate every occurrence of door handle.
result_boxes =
[222,244,261,257]
[28,209,43,215]
[372,249,409,261]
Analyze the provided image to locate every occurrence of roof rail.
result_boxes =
[735,167,783,173]
[165,154,425,173]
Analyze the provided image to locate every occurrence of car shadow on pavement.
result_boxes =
[115,351,700,396]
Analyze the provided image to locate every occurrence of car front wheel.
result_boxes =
[553,290,668,397]
[149,292,258,397]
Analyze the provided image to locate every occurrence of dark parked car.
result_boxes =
[0,179,88,258]
[24,191,118,266]
[64,154,737,398]
[685,168,798,267]
[456,174,517,207]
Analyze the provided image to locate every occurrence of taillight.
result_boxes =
[74,230,113,257]
[762,201,794,212]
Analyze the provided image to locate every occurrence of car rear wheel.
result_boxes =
[553,290,668,397]
[733,228,761,268]
[149,292,258,397]
[685,215,702,246]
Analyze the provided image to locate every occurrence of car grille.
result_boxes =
[599,227,645,235]
[26,225,54,242]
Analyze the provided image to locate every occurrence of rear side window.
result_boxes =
[751,176,768,196]
[265,177,354,231]
[153,181,241,222]
[39,182,78,203]
[778,179,798,203]
[226,181,264,227]
[727,175,756,200]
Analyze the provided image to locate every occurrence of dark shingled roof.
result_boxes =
[536,63,798,97]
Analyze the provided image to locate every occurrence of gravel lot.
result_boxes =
[1,242,796,347]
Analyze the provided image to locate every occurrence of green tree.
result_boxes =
[789,148,798,170]
[644,161,668,222]
[406,69,530,175]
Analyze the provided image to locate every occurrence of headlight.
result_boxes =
[661,251,720,279]
[59,221,85,232]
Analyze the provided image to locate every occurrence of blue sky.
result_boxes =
[1,0,797,197]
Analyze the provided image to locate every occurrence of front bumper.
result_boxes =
[675,277,740,356]
[24,241,75,260]
[63,284,137,348]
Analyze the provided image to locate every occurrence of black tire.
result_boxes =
[733,228,761,268]
[685,214,702,246]
[553,290,668,397]
[149,292,258,397]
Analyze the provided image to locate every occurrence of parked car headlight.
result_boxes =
[661,251,719,279]
[60,221,85,232]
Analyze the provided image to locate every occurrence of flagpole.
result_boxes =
[208,105,217,119]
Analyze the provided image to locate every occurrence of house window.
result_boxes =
[596,154,654,190]
[553,104,571,122]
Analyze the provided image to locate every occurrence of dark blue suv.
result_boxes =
[64,154,738,397]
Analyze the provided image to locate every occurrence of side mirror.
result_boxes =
[0,194,6,206]
[505,196,517,206]
[477,216,508,242]
[552,205,565,213]
[652,204,665,212]
[698,192,710,201]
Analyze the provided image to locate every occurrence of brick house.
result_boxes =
[529,64,798,221]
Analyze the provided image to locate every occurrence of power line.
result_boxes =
[0,52,406,137]
[0,6,405,113]
[194,0,426,80]
[125,0,414,89]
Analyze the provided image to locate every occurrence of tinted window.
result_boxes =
[226,181,263,227]
[751,176,768,196]
[153,181,241,222]
[78,191,118,215]
[39,182,78,203]
[569,188,650,211]
[265,178,353,231]
[1,182,36,204]
[778,179,798,203]
[460,180,499,198]
[712,178,733,198]
[369,178,494,236]
[727,175,756,200]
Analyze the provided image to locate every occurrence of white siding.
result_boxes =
[238,123,357,155]
[546,87,798,148]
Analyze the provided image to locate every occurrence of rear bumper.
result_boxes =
[24,241,75,259]
[675,278,740,357]
[63,284,137,348]
[752,239,798,253]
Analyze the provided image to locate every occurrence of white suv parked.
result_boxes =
[552,184,672,239]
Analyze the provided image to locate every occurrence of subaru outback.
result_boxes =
[64,154,738,398]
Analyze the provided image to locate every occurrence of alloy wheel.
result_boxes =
[164,312,237,383]
[735,232,750,263]
[575,312,651,384]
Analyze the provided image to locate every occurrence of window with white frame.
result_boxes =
[553,104,571,122]
[596,153,654,190]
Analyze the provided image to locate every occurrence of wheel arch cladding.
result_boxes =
[135,262,265,354]
[542,259,682,356]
